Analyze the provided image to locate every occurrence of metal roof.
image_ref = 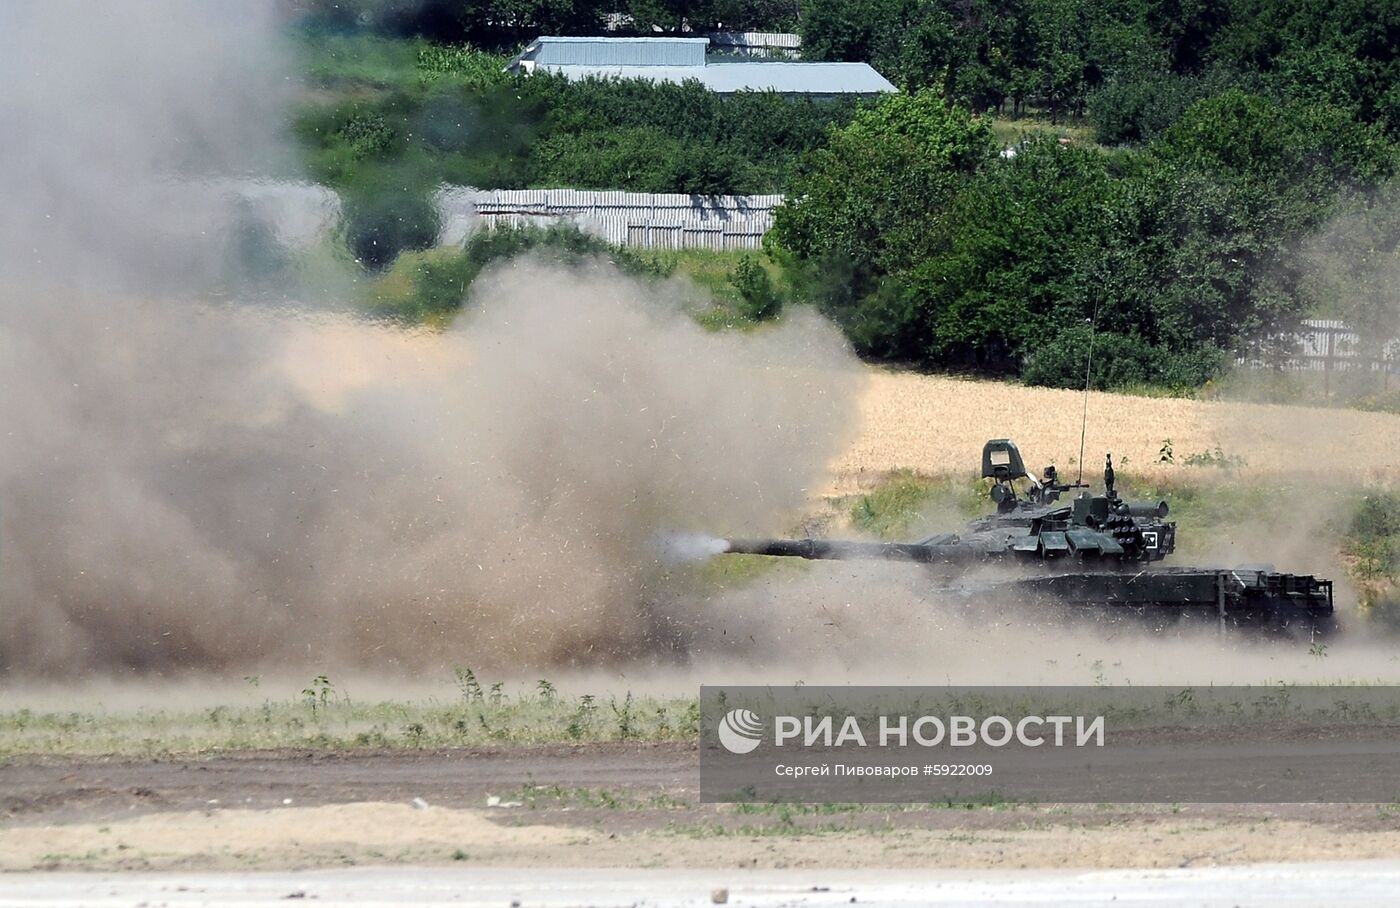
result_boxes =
[524,36,707,67]
[536,61,896,94]
[461,188,784,211]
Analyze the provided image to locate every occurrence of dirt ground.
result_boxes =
[5,744,1400,873]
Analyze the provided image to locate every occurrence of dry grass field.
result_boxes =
[833,369,1400,489]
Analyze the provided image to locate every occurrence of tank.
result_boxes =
[722,439,1336,638]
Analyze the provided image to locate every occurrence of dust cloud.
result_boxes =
[0,1,860,677]
[0,265,861,677]
[678,564,1400,688]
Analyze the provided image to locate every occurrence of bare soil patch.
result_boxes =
[5,745,1400,872]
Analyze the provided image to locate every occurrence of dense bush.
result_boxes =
[530,127,758,195]
[364,224,669,321]
[1344,491,1400,611]
[339,170,443,270]
[294,45,861,196]
[730,256,782,321]
[1021,326,1225,392]
[1088,69,1236,145]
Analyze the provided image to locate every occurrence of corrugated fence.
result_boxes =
[440,186,783,250]
[706,31,802,57]
[1238,318,1400,380]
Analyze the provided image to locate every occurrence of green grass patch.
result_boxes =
[499,783,693,811]
[297,32,508,96]
[300,32,423,94]
[637,248,788,329]
[640,250,783,301]
[0,675,697,757]
[842,470,987,540]
[988,114,1099,150]
[849,470,939,538]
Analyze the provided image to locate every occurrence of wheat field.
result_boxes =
[832,369,1400,488]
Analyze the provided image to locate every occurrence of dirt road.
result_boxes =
[6,745,1400,873]
[2,744,693,825]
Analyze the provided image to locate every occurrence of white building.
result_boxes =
[506,36,895,97]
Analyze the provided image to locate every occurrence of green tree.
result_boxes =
[1077,164,1298,355]
[910,136,1116,368]
[1025,0,1088,122]
[800,0,904,65]
[1148,92,1394,352]
[1208,0,1400,127]
[1154,90,1395,194]
[1088,66,1235,145]
[769,92,997,356]
[1075,93,1395,365]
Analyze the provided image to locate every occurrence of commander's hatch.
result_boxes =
[982,439,1028,482]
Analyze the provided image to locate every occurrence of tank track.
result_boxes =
[975,568,1336,638]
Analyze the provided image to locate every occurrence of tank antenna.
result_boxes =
[1076,298,1102,488]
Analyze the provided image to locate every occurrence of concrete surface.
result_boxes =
[4,862,1400,907]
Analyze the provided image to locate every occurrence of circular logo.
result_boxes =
[717,708,763,754]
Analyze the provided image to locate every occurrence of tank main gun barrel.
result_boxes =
[723,538,976,563]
